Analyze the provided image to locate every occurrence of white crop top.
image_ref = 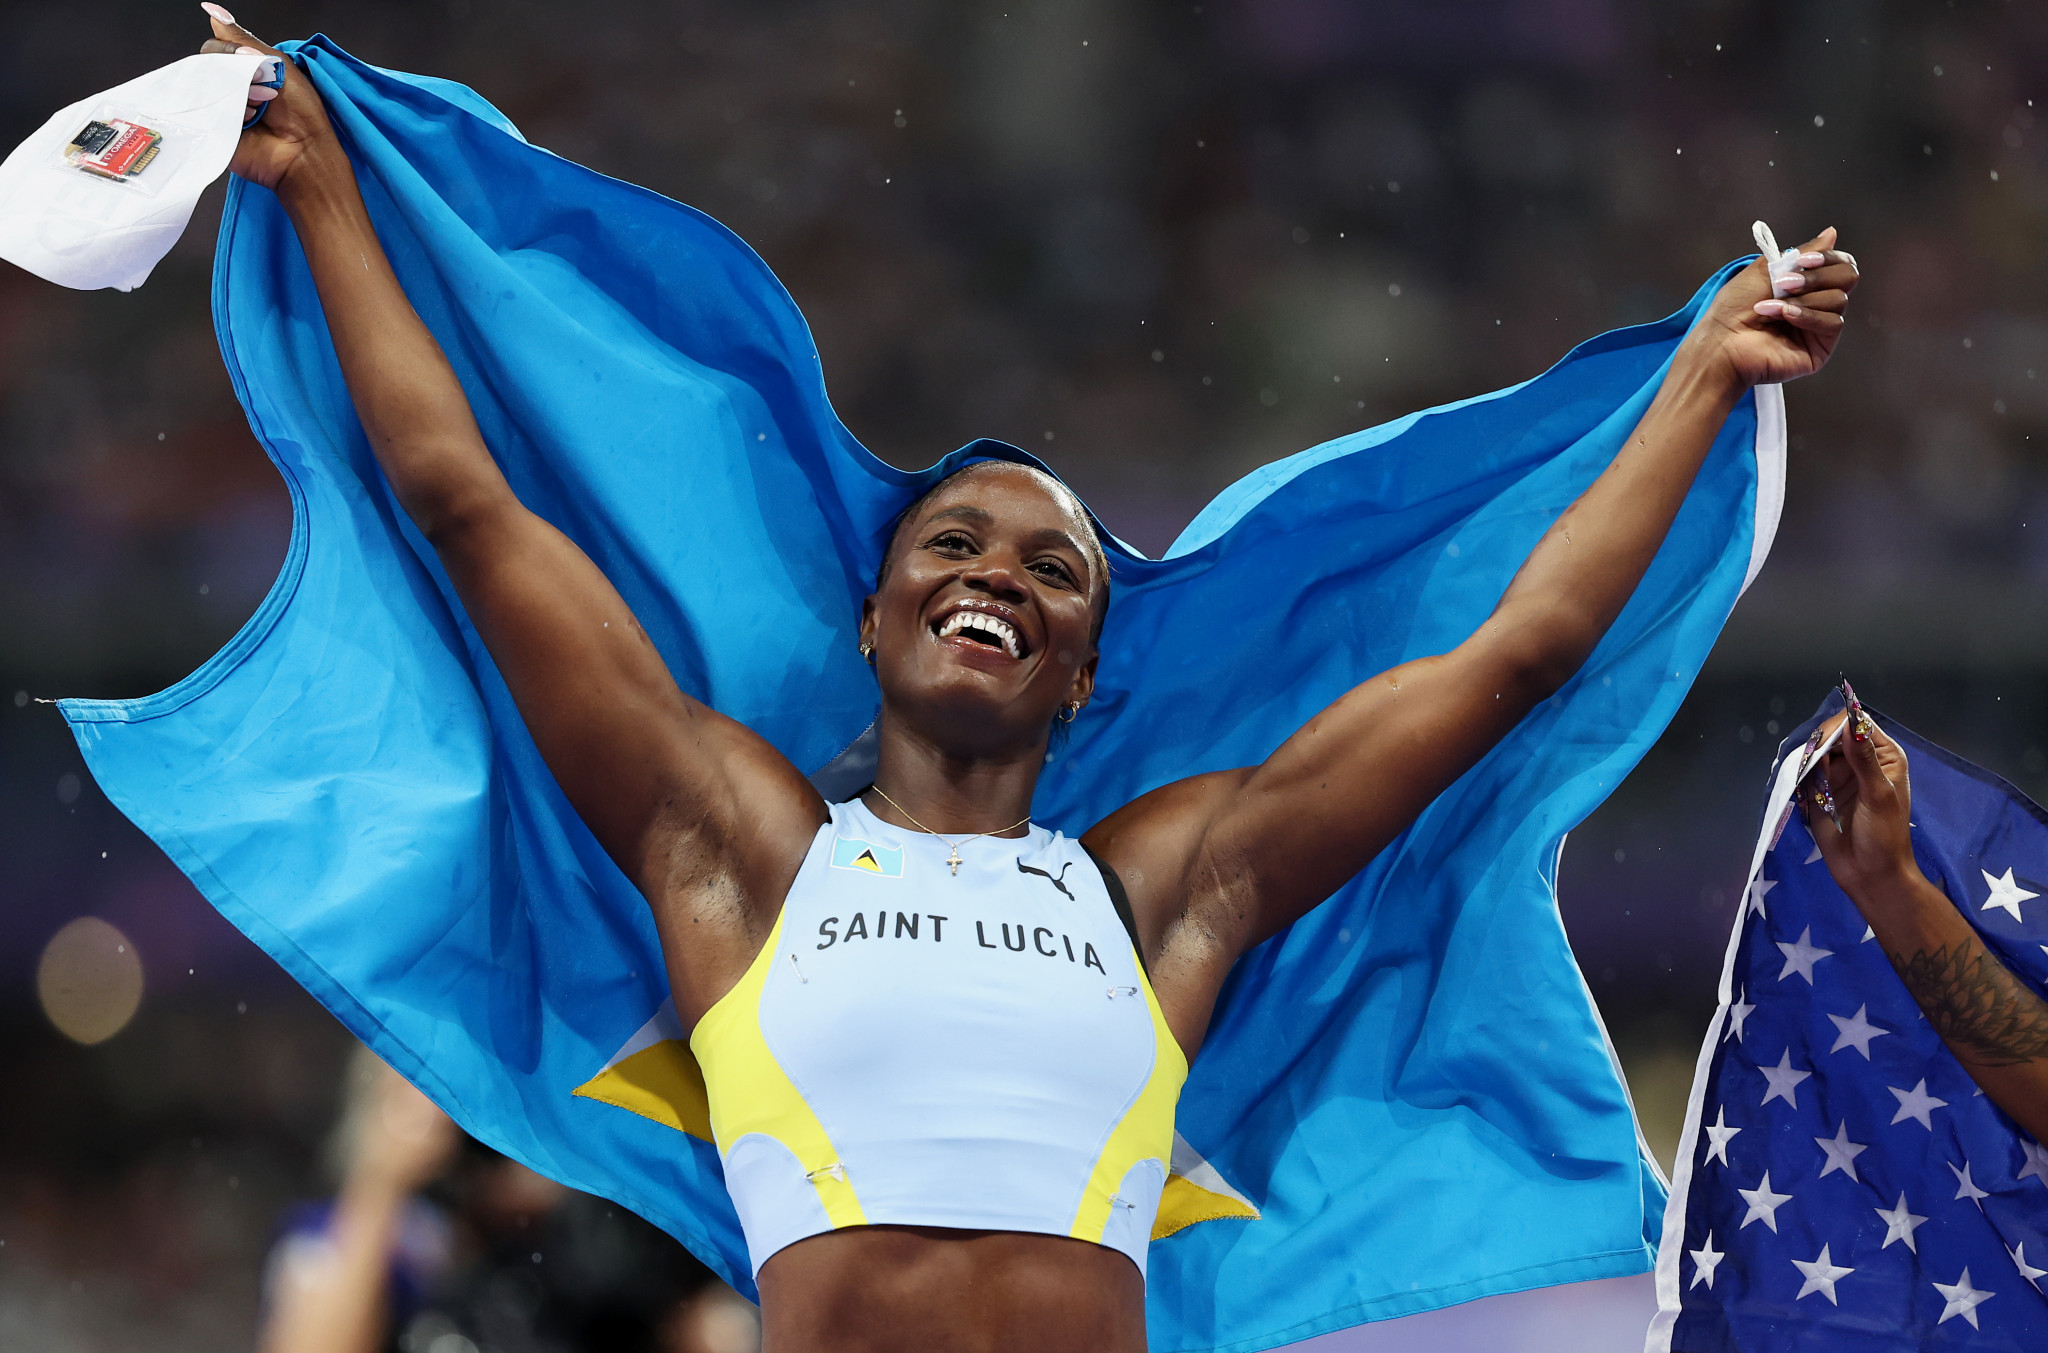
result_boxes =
[688,798,1188,1276]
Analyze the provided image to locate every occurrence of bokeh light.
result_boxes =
[35,916,144,1045]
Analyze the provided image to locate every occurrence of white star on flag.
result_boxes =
[1792,1243,1855,1304]
[1702,1105,1741,1166]
[1827,1003,1890,1058]
[1874,1193,1927,1252]
[1760,1050,1813,1109]
[1746,875,1778,918]
[1723,988,1755,1043]
[1689,1232,1724,1290]
[2018,1137,2048,1188]
[1889,1079,1949,1130]
[1933,1268,1994,1329]
[1776,926,1833,983]
[1950,1159,1991,1208]
[2011,1243,2048,1291]
[1980,866,2038,923]
[1738,1170,1793,1232]
[1814,1121,1869,1181]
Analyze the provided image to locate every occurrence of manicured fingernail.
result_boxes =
[202,3,236,23]
[1754,299,1785,317]
[236,44,264,55]
[246,84,279,101]
[1776,273,1806,292]
[1799,252,1827,268]
[1780,302,1804,319]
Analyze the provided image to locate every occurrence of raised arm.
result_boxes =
[203,12,822,1016]
[1808,700,2048,1141]
[1093,235,1857,1048]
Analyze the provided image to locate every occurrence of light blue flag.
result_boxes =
[57,37,1785,1353]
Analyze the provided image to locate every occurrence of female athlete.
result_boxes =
[198,8,1857,1350]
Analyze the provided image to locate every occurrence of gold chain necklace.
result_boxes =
[865,784,1032,877]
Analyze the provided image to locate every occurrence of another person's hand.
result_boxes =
[1803,700,1922,898]
[1688,226,1859,389]
[1799,691,2048,1141]
[197,4,339,192]
[349,1059,460,1199]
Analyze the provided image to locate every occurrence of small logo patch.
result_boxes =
[830,837,904,877]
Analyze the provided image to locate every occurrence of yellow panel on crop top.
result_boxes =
[689,799,1187,1276]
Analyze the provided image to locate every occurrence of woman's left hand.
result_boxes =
[1688,226,1859,389]
[1806,702,1920,899]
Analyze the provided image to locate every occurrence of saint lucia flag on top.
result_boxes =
[1650,696,2048,1352]
[59,37,1786,1353]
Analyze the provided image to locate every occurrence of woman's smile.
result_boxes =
[930,598,1030,661]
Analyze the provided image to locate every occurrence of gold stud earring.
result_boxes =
[858,641,874,665]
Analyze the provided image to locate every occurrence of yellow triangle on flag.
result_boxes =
[852,848,883,872]
[573,1038,712,1142]
[1153,1130,1261,1239]
[571,1001,714,1143]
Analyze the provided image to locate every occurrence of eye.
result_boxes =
[925,530,977,555]
[1030,557,1079,587]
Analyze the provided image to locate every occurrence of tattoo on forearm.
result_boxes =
[1886,942,2048,1067]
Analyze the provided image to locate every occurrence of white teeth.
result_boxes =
[936,609,1022,658]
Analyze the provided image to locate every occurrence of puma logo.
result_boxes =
[1015,858,1074,900]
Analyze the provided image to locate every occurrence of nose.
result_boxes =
[962,554,1029,602]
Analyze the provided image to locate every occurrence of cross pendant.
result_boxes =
[946,846,963,876]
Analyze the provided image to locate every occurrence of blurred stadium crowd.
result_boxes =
[2,0,2045,1347]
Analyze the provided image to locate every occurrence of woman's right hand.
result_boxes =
[198,5,339,193]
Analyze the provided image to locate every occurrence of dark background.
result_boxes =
[3,1,2045,1345]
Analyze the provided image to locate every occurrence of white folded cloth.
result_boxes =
[1750,220,1806,299]
[0,52,272,291]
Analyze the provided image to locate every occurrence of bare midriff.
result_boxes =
[756,1225,1148,1353]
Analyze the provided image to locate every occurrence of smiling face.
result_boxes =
[860,463,1106,760]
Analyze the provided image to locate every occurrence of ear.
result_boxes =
[859,594,879,650]
[1066,647,1098,711]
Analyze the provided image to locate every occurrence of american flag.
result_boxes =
[1650,698,2048,1352]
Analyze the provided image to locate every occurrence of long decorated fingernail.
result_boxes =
[202,3,237,24]
[1754,299,1786,317]
[1776,272,1807,293]
[247,85,280,102]
[1840,679,1872,741]
[1813,777,1842,832]
[1799,251,1827,267]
